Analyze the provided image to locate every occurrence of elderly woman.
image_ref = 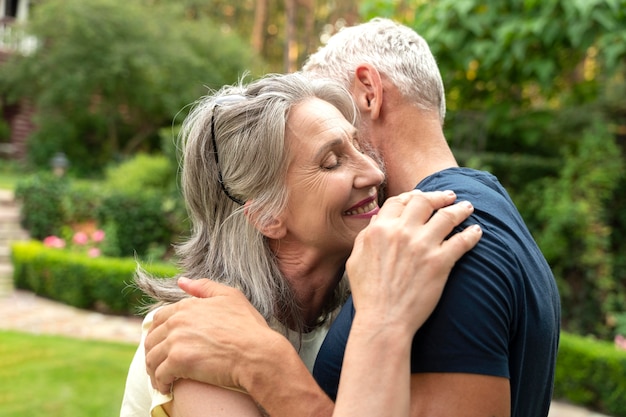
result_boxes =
[120,72,480,417]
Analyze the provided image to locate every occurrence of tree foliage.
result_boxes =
[161,0,360,72]
[362,0,626,338]
[0,0,261,174]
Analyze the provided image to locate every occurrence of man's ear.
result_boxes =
[244,202,287,239]
[353,64,383,120]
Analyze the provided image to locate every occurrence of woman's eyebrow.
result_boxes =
[314,138,344,159]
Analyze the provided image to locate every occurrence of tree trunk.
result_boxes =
[251,0,268,55]
[284,0,297,73]
[300,0,316,60]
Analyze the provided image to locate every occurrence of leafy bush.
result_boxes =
[62,180,104,224]
[11,240,179,315]
[14,173,67,239]
[104,153,173,196]
[96,153,184,258]
[15,152,185,260]
[522,120,625,338]
[554,333,626,416]
[96,191,174,258]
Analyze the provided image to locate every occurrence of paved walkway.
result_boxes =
[0,189,613,417]
[0,289,143,344]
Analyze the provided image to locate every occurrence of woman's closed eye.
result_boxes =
[321,153,340,170]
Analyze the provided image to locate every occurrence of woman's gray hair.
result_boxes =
[303,17,446,124]
[136,72,355,332]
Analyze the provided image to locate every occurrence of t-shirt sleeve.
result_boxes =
[120,309,174,417]
[410,228,514,378]
[313,230,516,400]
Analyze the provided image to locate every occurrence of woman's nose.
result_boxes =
[355,153,385,189]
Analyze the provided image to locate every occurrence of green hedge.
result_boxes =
[11,240,179,315]
[554,333,626,416]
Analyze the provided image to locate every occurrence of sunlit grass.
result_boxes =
[0,330,137,417]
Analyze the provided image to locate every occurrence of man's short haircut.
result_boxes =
[303,17,446,124]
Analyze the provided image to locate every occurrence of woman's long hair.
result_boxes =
[136,72,356,333]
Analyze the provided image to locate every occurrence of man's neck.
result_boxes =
[378,118,458,198]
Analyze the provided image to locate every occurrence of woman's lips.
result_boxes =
[344,197,379,217]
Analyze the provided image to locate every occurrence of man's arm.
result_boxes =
[145,280,335,417]
[410,373,510,417]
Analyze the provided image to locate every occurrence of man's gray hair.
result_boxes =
[303,17,446,124]
[137,72,354,332]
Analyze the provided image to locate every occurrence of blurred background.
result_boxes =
[0,0,625,416]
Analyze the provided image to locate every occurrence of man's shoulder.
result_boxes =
[416,167,501,194]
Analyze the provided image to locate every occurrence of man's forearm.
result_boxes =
[240,332,334,417]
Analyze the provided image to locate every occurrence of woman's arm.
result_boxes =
[164,380,264,417]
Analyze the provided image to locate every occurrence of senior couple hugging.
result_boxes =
[121,17,560,417]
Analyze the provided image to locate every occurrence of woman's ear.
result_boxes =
[259,218,287,240]
[244,202,287,239]
[353,64,383,120]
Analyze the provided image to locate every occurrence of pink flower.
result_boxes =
[87,247,101,258]
[43,235,66,248]
[91,229,105,242]
[73,231,89,245]
[616,335,626,351]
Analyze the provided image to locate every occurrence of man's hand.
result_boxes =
[144,279,277,394]
[145,278,335,417]
[347,190,481,333]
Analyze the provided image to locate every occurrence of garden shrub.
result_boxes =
[11,240,179,315]
[554,333,626,416]
[97,152,185,258]
[14,173,67,239]
[104,153,173,196]
[96,190,174,258]
[524,120,625,338]
[15,153,185,261]
[62,181,104,224]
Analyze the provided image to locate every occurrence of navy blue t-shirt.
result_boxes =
[313,167,561,417]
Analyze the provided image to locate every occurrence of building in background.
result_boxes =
[1,0,33,160]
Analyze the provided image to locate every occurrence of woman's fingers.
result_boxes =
[375,190,457,223]
[441,224,483,263]
[346,189,482,334]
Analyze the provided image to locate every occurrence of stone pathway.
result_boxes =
[0,189,26,298]
[0,289,142,344]
[0,189,613,417]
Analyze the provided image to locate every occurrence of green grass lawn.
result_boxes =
[0,330,138,417]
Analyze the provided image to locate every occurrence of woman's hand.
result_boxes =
[346,190,482,334]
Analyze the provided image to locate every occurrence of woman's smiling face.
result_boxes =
[276,97,385,255]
